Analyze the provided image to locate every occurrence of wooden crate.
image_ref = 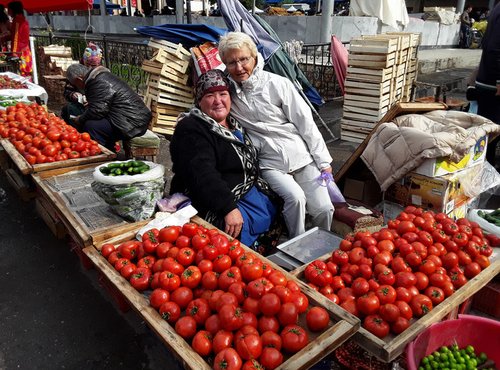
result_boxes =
[148,38,191,61]
[0,138,116,175]
[4,167,36,201]
[35,196,67,239]
[31,163,150,248]
[84,216,360,370]
[290,249,500,363]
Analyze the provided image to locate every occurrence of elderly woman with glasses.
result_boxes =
[218,32,334,238]
[169,69,277,247]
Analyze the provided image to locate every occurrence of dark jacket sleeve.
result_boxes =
[79,76,112,123]
[170,118,238,218]
[63,82,80,103]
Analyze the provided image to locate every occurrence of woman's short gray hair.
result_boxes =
[66,64,90,84]
[218,32,258,61]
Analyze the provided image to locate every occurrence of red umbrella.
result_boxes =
[330,35,348,96]
[0,0,92,13]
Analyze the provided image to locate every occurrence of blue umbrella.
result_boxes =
[135,24,228,49]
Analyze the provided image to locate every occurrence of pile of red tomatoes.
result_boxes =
[101,222,332,370]
[303,206,495,339]
[0,103,102,164]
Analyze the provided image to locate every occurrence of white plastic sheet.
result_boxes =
[0,72,48,104]
[350,0,410,29]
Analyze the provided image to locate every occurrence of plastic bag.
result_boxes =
[91,160,165,222]
[318,172,346,203]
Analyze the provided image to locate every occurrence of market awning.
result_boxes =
[0,0,92,13]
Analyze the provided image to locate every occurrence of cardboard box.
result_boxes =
[343,178,382,206]
[414,135,488,178]
[384,164,483,214]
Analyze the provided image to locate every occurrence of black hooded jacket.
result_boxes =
[80,66,151,139]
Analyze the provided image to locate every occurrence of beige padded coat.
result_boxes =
[361,110,500,191]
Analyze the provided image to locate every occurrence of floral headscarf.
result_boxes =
[195,69,230,106]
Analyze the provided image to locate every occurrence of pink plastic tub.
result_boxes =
[406,314,500,370]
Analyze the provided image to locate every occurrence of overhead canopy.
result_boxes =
[0,0,92,13]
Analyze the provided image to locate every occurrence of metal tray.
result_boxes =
[267,227,342,270]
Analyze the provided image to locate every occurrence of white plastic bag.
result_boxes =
[91,160,165,222]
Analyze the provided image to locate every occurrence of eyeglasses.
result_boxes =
[226,56,253,69]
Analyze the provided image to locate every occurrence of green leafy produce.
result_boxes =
[418,343,494,370]
[99,160,150,176]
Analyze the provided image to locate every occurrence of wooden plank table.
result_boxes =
[290,247,500,362]
[84,216,360,370]
[31,162,149,247]
[0,138,116,175]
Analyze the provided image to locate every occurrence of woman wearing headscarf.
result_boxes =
[218,32,334,238]
[170,69,278,247]
[61,42,103,126]
[7,1,31,77]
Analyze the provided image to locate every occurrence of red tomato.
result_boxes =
[306,306,329,332]
[235,333,262,360]
[159,226,180,243]
[424,286,445,305]
[180,266,202,289]
[258,316,280,334]
[277,302,299,326]
[186,298,211,326]
[149,288,170,309]
[175,316,197,339]
[259,347,283,370]
[219,304,244,332]
[191,330,213,357]
[351,277,370,297]
[379,303,400,323]
[363,314,390,338]
[280,325,309,353]
[213,348,242,370]
[260,331,282,350]
[395,300,413,320]
[259,293,282,317]
[213,330,234,354]
[410,294,433,317]
[289,292,309,314]
[158,301,181,324]
[170,286,193,309]
[375,285,397,305]
[357,293,380,315]
[391,316,411,335]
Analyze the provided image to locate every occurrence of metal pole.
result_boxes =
[456,0,465,14]
[176,0,183,23]
[127,0,132,16]
[29,36,38,85]
[320,0,334,43]
[186,0,192,23]
[252,0,255,15]
[100,0,107,16]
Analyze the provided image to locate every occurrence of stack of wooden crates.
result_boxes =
[341,33,420,143]
[142,39,194,136]
[39,45,79,105]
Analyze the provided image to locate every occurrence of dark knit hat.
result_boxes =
[195,69,229,106]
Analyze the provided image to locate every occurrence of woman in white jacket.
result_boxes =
[218,32,334,238]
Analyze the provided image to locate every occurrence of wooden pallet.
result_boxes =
[152,48,190,74]
[289,249,500,362]
[84,216,360,370]
[148,38,191,61]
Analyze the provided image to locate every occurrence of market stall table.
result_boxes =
[31,162,149,248]
[290,241,500,362]
[0,71,48,104]
[82,216,361,370]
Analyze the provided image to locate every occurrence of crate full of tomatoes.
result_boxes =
[96,221,358,370]
[292,206,499,362]
[0,102,115,173]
